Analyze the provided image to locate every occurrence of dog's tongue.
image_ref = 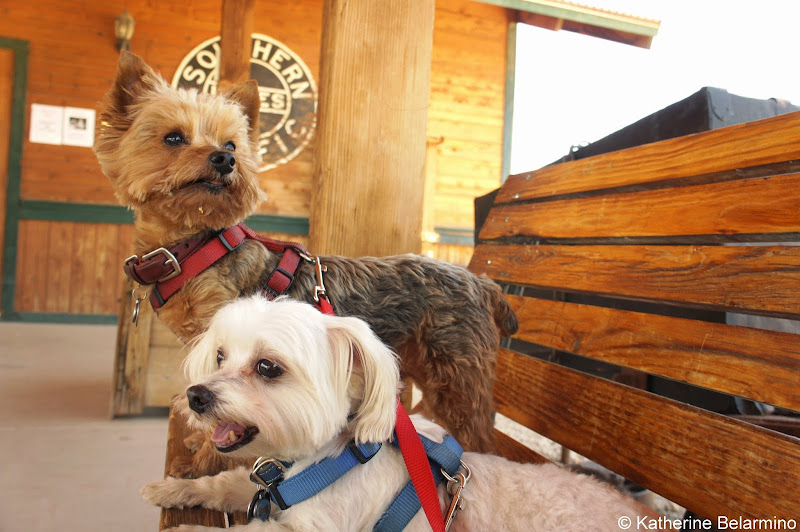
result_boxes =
[211,422,247,444]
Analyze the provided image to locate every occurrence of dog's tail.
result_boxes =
[482,276,519,337]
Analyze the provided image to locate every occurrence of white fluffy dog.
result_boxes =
[143,296,647,531]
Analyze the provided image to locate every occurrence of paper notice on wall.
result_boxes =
[62,107,96,147]
[29,104,64,145]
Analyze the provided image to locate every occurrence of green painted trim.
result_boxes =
[502,21,517,183]
[1,38,29,320]
[5,312,118,325]
[435,226,475,246]
[478,0,659,37]
[245,214,309,235]
[20,200,135,224]
[16,200,310,235]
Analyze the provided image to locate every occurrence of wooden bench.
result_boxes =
[159,111,800,528]
[469,110,800,522]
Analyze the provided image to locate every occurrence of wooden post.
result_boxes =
[218,0,255,91]
[421,136,444,254]
[310,0,436,257]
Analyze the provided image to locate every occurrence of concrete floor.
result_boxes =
[0,321,168,532]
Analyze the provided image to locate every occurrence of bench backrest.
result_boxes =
[469,111,800,521]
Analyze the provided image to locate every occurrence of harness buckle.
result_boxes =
[141,247,182,282]
[250,457,286,490]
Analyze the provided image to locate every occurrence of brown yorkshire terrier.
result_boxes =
[94,52,518,476]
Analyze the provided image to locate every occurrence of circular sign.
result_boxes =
[172,34,317,172]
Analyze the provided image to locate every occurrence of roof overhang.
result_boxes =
[476,0,661,49]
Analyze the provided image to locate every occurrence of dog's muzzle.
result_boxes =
[187,384,215,414]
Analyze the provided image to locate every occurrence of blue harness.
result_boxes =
[247,434,464,531]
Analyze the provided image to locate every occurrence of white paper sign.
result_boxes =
[62,107,96,148]
[29,104,64,145]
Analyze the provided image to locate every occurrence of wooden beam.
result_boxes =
[218,0,255,90]
[310,0,435,257]
[112,279,153,416]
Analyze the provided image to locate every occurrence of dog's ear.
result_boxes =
[182,327,219,384]
[223,80,261,143]
[94,51,164,171]
[326,316,399,444]
[106,51,163,117]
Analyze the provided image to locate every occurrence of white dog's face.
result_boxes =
[179,296,400,462]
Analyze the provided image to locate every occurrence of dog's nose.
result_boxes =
[208,151,236,175]
[187,385,215,414]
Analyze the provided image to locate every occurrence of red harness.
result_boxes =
[122,223,441,528]
[123,222,333,314]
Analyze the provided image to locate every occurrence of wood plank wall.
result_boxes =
[428,1,510,265]
[0,0,508,315]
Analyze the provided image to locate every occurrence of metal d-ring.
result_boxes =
[441,460,472,486]
[131,285,149,326]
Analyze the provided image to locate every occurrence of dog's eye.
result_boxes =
[216,349,225,367]
[223,141,235,151]
[256,359,283,379]
[163,131,185,146]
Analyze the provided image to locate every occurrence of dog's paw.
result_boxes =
[141,477,193,509]
[190,442,235,477]
[183,430,207,454]
[168,456,197,478]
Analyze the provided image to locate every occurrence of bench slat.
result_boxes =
[494,348,800,521]
[471,244,800,318]
[504,294,800,411]
[497,110,800,203]
[482,172,800,242]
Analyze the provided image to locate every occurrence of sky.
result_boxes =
[509,0,800,173]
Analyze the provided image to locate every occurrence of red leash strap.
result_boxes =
[394,400,446,532]
[315,296,335,315]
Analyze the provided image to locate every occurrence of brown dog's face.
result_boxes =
[94,52,267,236]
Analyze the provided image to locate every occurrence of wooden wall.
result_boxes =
[429,2,509,230]
[0,0,508,318]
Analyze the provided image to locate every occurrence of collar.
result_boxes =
[124,225,249,311]
[248,440,382,521]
